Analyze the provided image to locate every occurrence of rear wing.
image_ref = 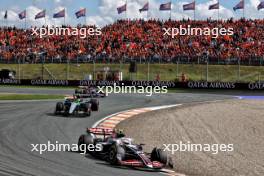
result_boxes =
[87,128,114,136]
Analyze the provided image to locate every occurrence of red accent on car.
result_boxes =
[120,160,144,167]
[152,161,163,168]
[87,128,114,135]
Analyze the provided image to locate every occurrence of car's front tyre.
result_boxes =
[108,144,125,165]
[54,102,64,115]
[151,147,168,165]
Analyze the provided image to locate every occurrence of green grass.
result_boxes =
[0,63,263,82]
[0,94,64,100]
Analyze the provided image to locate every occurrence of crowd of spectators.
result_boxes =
[0,18,264,64]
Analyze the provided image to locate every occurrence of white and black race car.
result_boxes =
[78,128,173,170]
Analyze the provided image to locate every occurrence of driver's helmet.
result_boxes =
[115,129,125,138]
[73,95,81,103]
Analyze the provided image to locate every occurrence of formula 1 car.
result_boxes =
[75,86,107,98]
[78,128,172,170]
[54,97,99,117]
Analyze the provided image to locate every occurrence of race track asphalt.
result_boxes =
[0,87,233,176]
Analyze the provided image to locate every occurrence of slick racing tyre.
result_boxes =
[84,103,91,117]
[151,147,168,165]
[78,134,86,152]
[78,134,94,153]
[90,99,99,111]
[55,102,64,115]
[75,89,82,94]
[108,144,125,165]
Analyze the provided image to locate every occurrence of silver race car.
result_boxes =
[55,96,99,117]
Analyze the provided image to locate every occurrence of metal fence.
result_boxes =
[0,55,264,66]
[0,56,263,83]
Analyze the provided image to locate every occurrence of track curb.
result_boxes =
[92,104,182,129]
[92,104,186,176]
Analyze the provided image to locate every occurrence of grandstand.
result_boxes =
[0,19,263,66]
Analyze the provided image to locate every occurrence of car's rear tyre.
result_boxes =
[84,103,91,117]
[78,134,94,153]
[151,147,168,165]
[78,134,85,152]
[75,89,82,94]
[109,144,125,165]
[90,99,99,111]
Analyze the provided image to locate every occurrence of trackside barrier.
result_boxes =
[0,79,263,90]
